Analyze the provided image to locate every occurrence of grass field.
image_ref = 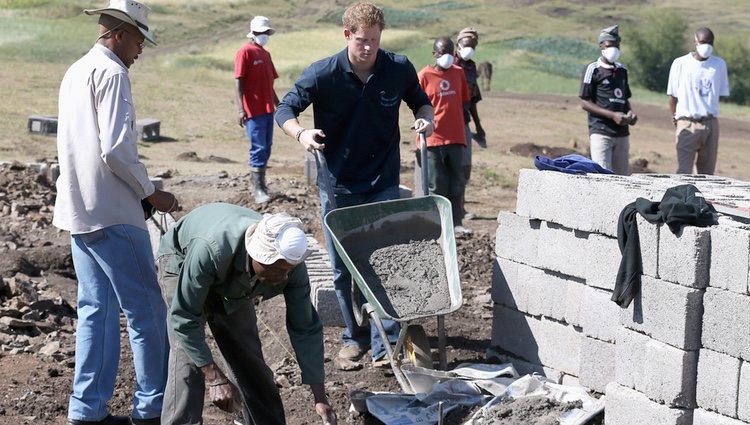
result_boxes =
[2,0,750,180]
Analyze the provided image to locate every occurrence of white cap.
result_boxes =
[245,213,311,265]
[84,0,157,45]
[246,15,275,38]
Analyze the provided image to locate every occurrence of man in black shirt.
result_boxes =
[579,25,637,175]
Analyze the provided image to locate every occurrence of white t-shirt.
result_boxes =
[666,52,730,119]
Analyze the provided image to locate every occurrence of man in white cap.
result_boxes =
[55,1,177,424]
[156,203,338,425]
[234,16,280,204]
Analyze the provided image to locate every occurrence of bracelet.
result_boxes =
[295,128,305,142]
[208,380,229,387]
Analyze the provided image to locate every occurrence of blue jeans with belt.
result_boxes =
[319,186,400,360]
[68,224,168,422]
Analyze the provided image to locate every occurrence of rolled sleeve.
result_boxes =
[96,73,154,199]
[283,263,325,384]
[275,65,316,127]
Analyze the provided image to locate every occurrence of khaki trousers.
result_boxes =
[675,117,719,174]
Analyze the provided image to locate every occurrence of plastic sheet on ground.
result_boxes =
[353,364,604,425]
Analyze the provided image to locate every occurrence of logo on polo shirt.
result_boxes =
[253,59,264,65]
[614,88,623,98]
[379,91,399,107]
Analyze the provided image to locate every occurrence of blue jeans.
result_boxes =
[246,113,274,168]
[68,224,168,422]
[320,186,401,360]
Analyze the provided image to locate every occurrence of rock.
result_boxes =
[39,341,60,357]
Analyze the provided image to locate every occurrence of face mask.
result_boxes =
[696,43,713,59]
[254,34,269,46]
[458,46,475,61]
[436,53,454,69]
[601,46,621,63]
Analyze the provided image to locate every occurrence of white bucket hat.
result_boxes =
[246,16,275,39]
[245,213,311,266]
[85,0,157,45]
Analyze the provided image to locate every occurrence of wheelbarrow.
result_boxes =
[318,134,463,394]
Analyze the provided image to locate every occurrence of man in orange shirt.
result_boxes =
[235,16,279,203]
[418,36,472,233]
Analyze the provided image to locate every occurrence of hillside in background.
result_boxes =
[2,0,749,172]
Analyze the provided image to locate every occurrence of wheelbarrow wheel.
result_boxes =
[405,325,432,369]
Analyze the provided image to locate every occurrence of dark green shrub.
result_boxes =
[717,37,750,105]
[629,9,687,93]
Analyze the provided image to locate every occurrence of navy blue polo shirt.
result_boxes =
[579,59,632,138]
[275,48,430,195]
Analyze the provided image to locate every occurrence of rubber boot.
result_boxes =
[251,167,271,203]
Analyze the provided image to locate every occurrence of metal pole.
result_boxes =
[419,133,429,197]
[437,315,447,370]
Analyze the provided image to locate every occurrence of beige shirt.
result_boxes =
[53,44,155,234]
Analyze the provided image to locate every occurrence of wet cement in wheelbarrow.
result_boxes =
[352,238,451,319]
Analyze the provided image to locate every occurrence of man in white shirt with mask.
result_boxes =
[667,27,730,175]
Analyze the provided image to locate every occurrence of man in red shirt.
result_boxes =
[418,36,472,233]
[235,16,279,203]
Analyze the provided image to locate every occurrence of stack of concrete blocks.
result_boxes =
[491,169,750,425]
[306,236,342,326]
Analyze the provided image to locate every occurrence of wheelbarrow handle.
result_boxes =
[419,132,429,197]
[314,149,337,210]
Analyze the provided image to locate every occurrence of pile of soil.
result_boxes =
[0,161,598,425]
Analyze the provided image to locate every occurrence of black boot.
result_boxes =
[251,167,270,203]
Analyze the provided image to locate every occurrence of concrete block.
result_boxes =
[615,327,648,390]
[578,336,615,393]
[619,275,703,350]
[658,225,711,288]
[694,409,749,425]
[584,233,620,291]
[524,268,575,323]
[638,215,660,278]
[491,304,582,375]
[27,115,57,135]
[738,361,750,422]
[696,348,740,417]
[136,118,161,141]
[495,257,584,325]
[495,212,540,265]
[604,382,693,425]
[311,284,343,327]
[563,278,586,328]
[702,287,750,359]
[581,286,619,342]
[710,225,750,295]
[536,221,588,279]
[491,258,521,308]
[515,169,662,237]
[642,339,698,408]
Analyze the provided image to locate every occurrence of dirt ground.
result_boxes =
[3,91,750,425]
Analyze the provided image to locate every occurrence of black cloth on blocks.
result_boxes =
[612,184,718,308]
